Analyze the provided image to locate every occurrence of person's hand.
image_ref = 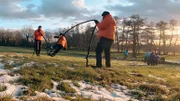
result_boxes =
[63,48,67,50]
[94,20,99,24]
[54,36,59,38]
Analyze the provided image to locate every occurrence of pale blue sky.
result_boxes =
[0,0,180,31]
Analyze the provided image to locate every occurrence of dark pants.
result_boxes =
[49,44,63,56]
[124,55,128,60]
[35,40,41,56]
[96,37,113,67]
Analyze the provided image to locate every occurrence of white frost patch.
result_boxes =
[0,63,4,69]
[166,60,180,64]
[0,74,20,83]
[128,62,147,66]
[7,60,14,65]
[0,68,28,100]
[22,61,36,67]
[64,81,136,101]
[148,75,166,82]
[0,83,27,96]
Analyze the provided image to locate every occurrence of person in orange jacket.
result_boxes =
[34,26,45,56]
[94,11,116,68]
[48,33,67,57]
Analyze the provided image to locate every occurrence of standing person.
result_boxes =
[124,49,128,60]
[94,11,116,68]
[154,53,160,66]
[144,51,150,63]
[48,34,67,57]
[34,26,44,56]
[147,52,155,65]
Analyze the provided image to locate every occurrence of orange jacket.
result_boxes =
[97,14,116,40]
[58,36,67,48]
[34,30,44,41]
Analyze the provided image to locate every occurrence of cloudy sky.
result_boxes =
[0,0,180,30]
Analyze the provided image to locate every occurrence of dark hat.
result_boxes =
[102,11,110,17]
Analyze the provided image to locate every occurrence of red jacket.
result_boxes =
[97,14,116,40]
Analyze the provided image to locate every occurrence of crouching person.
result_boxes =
[48,34,67,57]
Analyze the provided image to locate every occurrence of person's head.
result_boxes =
[38,26,42,31]
[151,51,154,55]
[102,11,110,18]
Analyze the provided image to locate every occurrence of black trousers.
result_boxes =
[49,44,63,56]
[96,37,113,67]
[35,40,41,56]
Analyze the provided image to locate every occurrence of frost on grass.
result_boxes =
[43,80,138,101]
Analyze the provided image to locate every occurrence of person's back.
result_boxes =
[124,50,128,59]
[145,52,150,63]
[97,12,116,40]
[146,52,150,58]
[58,36,67,49]
[94,11,116,68]
[48,35,67,57]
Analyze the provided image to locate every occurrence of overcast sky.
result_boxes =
[0,0,180,30]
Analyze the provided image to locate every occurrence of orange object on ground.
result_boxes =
[34,30,44,41]
[97,14,116,40]
[57,36,67,48]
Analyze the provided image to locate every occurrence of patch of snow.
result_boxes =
[0,63,4,69]
[7,60,14,65]
[128,62,147,66]
[0,74,20,83]
[69,81,135,101]
[22,61,36,67]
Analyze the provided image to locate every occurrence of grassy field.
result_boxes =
[0,46,180,101]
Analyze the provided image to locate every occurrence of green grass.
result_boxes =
[57,82,76,94]
[1,46,180,100]
[0,94,13,101]
[0,85,6,92]
[73,81,80,87]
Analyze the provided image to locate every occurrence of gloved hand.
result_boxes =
[54,36,59,38]
[94,20,99,24]
[63,48,67,50]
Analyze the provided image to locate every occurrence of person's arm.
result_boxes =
[97,17,109,30]
[34,31,37,40]
[54,36,59,38]
[40,30,44,36]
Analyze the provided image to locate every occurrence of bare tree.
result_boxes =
[156,21,168,55]
[128,15,145,57]
[22,25,34,47]
[166,19,177,54]
[141,21,156,51]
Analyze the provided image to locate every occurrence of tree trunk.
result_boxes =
[132,30,136,58]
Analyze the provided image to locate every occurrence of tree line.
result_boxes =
[0,14,180,57]
[114,15,180,57]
